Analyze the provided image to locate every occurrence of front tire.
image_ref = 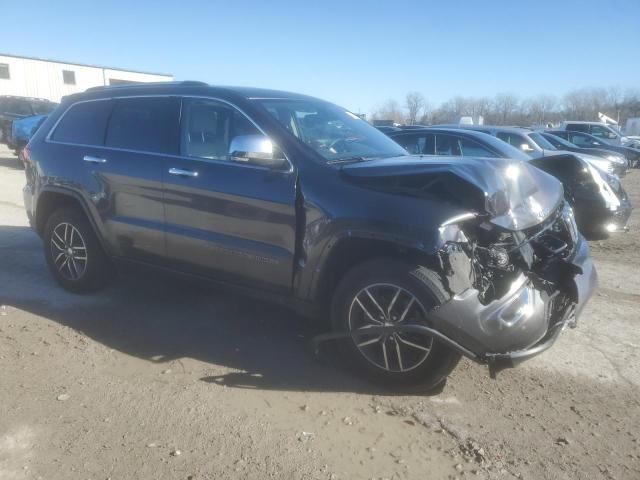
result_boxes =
[331,259,461,392]
[43,207,111,293]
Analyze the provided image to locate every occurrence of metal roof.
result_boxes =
[0,52,172,77]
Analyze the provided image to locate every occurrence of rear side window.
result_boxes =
[106,97,180,154]
[51,100,113,145]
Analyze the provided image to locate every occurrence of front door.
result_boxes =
[163,97,297,292]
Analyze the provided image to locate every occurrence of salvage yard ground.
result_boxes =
[0,144,639,480]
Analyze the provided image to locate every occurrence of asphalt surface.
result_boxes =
[1,145,639,480]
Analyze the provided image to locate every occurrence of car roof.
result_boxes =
[389,127,496,140]
[70,81,319,104]
[562,121,608,125]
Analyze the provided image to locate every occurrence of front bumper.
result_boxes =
[428,235,597,367]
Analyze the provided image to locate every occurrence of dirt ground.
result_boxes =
[1,145,639,480]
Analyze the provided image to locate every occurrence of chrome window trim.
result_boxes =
[45,94,294,173]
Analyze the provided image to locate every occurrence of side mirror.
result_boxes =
[228,134,288,170]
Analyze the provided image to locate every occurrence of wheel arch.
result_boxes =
[308,233,443,322]
[35,187,110,255]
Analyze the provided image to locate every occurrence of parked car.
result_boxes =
[538,131,629,169]
[23,82,597,389]
[452,125,627,177]
[387,128,632,238]
[9,114,48,167]
[546,130,640,168]
[559,121,629,146]
[0,96,57,146]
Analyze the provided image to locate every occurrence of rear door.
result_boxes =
[162,97,297,292]
[47,97,177,264]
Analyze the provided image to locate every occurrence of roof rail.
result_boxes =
[86,80,208,93]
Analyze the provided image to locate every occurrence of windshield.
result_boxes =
[255,99,407,162]
[528,132,557,150]
[31,101,58,115]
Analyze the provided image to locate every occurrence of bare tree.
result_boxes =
[371,99,405,124]
[493,94,519,125]
[405,92,426,125]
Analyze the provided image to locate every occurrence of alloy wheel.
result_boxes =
[348,283,433,372]
[50,222,88,281]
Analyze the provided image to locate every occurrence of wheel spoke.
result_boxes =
[54,252,66,265]
[394,337,404,372]
[381,340,390,370]
[387,288,401,319]
[397,297,416,324]
[396,334,431,352]
[71,258,80,278]
[51,237,65,251]
[69,226,75,245]
[64,223,70,244]
[53,230,65,245]
[67,258,76,279]
[355,297,383,326]
[356,335,382,348]
[364,287,388,321]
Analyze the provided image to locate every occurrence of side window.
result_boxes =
[591,125,617,140]
[393,134,434,155]
[180,98,260,160]
[458,137,498,157]
[106,97,180,154]
[51,100,113,145]
[434,135,461,156]
[496,132,511,143]
[0,63,10,79]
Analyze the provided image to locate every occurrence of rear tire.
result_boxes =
[43,207,111,293]
[331,259,461,392]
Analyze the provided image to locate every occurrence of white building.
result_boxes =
[0,53,173,102]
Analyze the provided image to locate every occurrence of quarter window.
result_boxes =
[62,70,76,85]
[0,63,9,79]
[106,97,180,154]
[180,98,260,160]
[51,100,113,145]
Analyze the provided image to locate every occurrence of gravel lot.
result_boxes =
[1,145,639,480]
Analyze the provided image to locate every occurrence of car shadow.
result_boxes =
[0,154,23,170]
[0,224,439,396]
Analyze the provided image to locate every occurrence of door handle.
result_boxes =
[168,167,198,177]
[83,155,107,164]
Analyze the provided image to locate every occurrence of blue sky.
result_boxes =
[2,0,639,114]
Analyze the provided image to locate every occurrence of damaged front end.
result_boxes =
[433,162,597,376]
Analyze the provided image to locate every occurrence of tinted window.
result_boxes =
[565,123,589,133]
[180,98,260,160]
[496,132,535,153]
[6,99,32,116]
[0,63,9,79]
[569,132,599,147]
[51,100,113,145]
[435,135,461,155]
[106,97,180,154]
[393,133,434,154]
[457,137,498,157]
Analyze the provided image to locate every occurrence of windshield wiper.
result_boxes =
[326,156,369,165]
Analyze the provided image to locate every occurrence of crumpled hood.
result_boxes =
[342,155,564,230]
